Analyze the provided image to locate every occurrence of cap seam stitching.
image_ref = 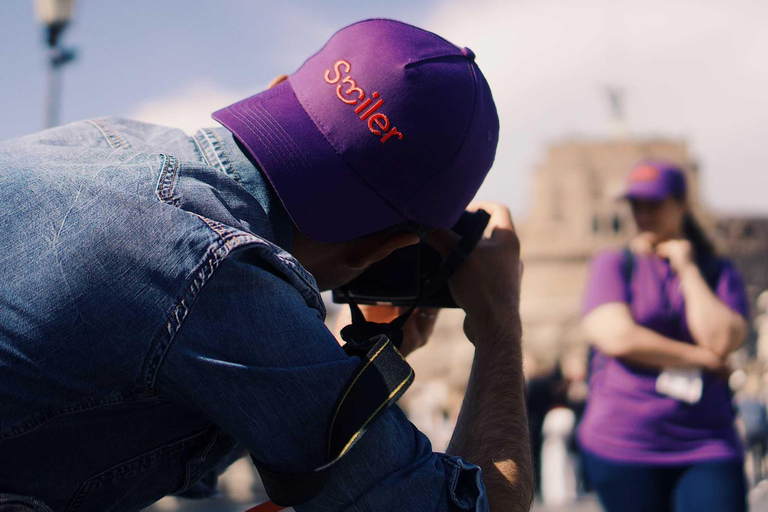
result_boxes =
[289,80,410,222]
[400,57,480,212]
[296,19,463,78]
[351,18,463,53]
[218,86,405,239]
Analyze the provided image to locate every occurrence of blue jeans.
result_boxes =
[583,451,747,512]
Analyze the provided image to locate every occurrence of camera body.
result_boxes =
[332,210,490,308]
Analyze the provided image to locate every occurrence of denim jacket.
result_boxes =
[0,118,488,512]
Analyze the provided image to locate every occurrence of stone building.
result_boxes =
[394,134,768,447]
[517,136,768,368]
[714,216,768,359]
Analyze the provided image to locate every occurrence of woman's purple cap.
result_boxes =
[212,19,499,242]
[623,161,687,201]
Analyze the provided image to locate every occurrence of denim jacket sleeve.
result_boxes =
[155,250,489,511]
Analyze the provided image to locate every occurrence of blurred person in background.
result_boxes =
[526,349,589,504]
[525,355,562,497]
[0,19,533,512]
[732,365,768,488]
[578,161,750,512]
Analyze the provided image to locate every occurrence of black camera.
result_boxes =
[332,209,490,308]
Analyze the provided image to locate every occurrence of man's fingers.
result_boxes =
[465,201,516,244]
[428,203,515,254]
[424,229,459,258]
[416,307,439,320]
[267,74,289,89]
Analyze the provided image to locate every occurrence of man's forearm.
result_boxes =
[446,317,534,512]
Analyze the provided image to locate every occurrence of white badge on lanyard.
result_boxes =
[656,368,703,404]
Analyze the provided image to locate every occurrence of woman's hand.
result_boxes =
[629,232,656,254]
[693,344,727,373]
[656,239,695,274]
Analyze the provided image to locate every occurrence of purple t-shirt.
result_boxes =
[578,249,750,464]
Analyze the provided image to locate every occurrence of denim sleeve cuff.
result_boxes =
[439,454,490,512]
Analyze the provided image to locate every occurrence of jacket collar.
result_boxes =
[194,127,294,251]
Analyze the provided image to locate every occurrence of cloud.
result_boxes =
[425,0,768,214]
[128,82,252,135]
[126,1,768,215]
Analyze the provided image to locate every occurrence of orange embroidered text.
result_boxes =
[324,59,404,144]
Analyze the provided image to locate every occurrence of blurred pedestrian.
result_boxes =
[733,366,768,487]
[578,161,750,512]
[530,351,589,505]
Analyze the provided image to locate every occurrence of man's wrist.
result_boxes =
[466,310,522,353]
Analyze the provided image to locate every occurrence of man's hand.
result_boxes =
[656,239,695,274]
[447,202,523,343]
[443,201,534,511]
[333,305,439,358]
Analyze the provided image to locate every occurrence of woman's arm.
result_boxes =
[678,263,748,357]
[657,241,748,358]
[583,302,723,371]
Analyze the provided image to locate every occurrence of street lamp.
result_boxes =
[34,0,77,129]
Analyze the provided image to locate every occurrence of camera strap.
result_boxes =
[248,213,489,511]
[339,210,491,354]
[339,298,415,350]
[247,296,414,511]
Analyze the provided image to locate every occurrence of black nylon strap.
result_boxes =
[328,335,414,459]
[250,212,493,506]
[340,300,409,350]
[252,332,414,507]
[252,463,329,507]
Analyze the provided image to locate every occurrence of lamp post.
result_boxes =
[34,0,77,129]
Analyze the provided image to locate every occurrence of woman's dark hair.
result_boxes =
[682,212,716,259]
[675,194,720,288]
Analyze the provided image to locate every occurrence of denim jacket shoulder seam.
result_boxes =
[191,134,213,167]
[155,154,181,206]
[196,128,242,184]
[84,118,132,150]
[138,221,327,389]
[139,227,266,390]
[0,389,156,440]
[142,156,325,388]
[142,166,267,389]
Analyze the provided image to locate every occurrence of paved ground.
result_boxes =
[143,456,768,512]
[532,496,601,512]
[145,486,768,512]
[145,496,604,512]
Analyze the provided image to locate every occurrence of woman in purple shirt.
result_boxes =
[579,161,750,512]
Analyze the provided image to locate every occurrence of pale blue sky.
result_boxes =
[0,0,437,139]
[3,0,767,215]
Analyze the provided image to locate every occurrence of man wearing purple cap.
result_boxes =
[0,19,532,512]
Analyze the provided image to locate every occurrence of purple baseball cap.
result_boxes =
[622,161,687,201]
[212,19,499,242]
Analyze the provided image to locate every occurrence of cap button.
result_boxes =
[461,47,475,61]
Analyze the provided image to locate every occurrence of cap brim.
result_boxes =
[212,80,406,243]
[621,184,669,202]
